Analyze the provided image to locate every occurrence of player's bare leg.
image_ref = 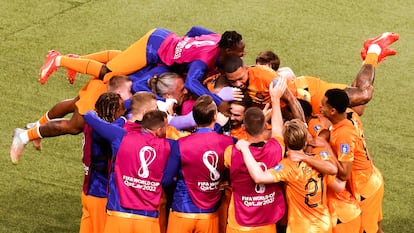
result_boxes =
[47,97,79,119]
[39,107,85,137]
[26,97,80,150]
[346,32,399,116]
[345,64,375,107]
[10,107,85,164]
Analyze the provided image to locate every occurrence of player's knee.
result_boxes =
[99,65,111,80]
[361,86,374,104]
[66,126,83,135]
[64,119,84,135]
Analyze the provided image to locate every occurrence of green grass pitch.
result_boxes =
[0,0,413,232]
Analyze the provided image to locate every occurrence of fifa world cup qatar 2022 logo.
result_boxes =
[203,151,221,181]
[197,150,221,192]
[138,146,156,179]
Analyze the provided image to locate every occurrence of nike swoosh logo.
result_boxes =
[40,55,56,79]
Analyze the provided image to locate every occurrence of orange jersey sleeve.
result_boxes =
[330,119,357,163]
[224,145,233,168]
[203,73,222,92]
[166,125,190,140]
[247,66,297,108]
[272,136,286,154]
[294,76,347,115]
[247,66,275,106]
[307,115,331,137]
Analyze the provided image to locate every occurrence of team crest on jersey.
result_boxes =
[340,143,350,154]
[273,164,283,171]
[313,125,321,132]
[319,151,328,158]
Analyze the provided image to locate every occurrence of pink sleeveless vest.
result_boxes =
[179,132,233,209]
[115,131,170,211]
[82,124,93,194]
[230,138,286,227]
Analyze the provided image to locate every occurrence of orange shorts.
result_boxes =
[333,214,362,233]
[76,77,108,115]
[166,211,219,233]
[218,187,232,233]
[104,29,156,83]
[79,192,108,233]
[226,224,276,233]
[104,210,160,233]
[158,191,167,233]
[360,176,384,233]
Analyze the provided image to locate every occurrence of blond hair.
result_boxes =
[283,119,308,150]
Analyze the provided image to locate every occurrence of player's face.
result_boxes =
[230,103,245,129]
[226,66,248,90]
[116,99,126,119]
[320,97,332,119]
[167,78,188,106]
[155,119,168,138]
[227,40,246,58]
[117,81,133,100]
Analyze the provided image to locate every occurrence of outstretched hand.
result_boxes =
[269,76,287,102]
[216,112,229,126]
[262,103,272,122]
[277,67,296,80]
[231,87,244,102]
[157,98,177,115]
[217,86,244,102]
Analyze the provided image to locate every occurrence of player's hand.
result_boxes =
[216,112,229,126]
[308,135,328,148]
[277,67,296,80]
[231,87,244,101]
[269,76,287,101]
[287,150,306,162]
[236,139,250,151]
[262,103,272,122]
[157,98,177,115]
[217,86,244,102]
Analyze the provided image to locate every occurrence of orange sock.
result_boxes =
[363,53,378,68]
[28,127,42,141]
[80,50,122,63]
[38,112,50,125]
[60,56,103,77]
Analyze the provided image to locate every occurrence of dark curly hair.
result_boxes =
[218,31,243,49]
[95,92,123,122]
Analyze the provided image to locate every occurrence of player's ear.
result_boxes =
[225,47,233,55]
